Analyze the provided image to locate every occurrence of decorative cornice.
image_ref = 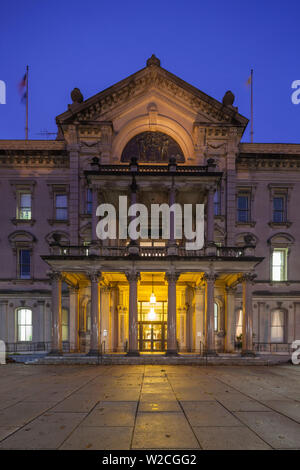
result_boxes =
[125,271,141,282]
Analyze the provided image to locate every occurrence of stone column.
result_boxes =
[194,285,205,352]
[69,285,80,352]
[110,286,119,352]
[165,271,180,355]
[49,272,63,355]
[88,271,102,355]
[242,273,255,356]
[126,271,140,356]
[206,186,215,244]
[204,272,218,356]
[225,286,236,352]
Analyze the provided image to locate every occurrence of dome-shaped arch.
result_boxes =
[112,114,194,163]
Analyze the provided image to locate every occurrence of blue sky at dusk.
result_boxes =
[0,0,299,142]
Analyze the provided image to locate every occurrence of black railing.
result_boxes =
[253,342,292,353]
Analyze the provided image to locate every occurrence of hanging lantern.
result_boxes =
[148,306,156,321]
[149,274,156,304]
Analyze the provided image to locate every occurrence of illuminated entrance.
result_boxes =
[138,301,167,352]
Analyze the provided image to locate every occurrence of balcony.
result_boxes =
[48,242,256,259]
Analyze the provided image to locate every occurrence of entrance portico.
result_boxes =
[43,250,261,357]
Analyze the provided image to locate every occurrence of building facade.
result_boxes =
[0,55,299,356]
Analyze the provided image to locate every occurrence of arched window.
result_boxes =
[270,310,285,343]
[214,302,219,332]
[62,308,69,341]
[235,309,243,338]
[17,308,32,342]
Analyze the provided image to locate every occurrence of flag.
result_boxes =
[18,72,27,103]
[246,74,252,87]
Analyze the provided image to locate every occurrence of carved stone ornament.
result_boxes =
[121,131,185,163]
[146,54,161,67]
[71,88,84,104]
[125,271,141,282]
[165,272,180,283]
[222,90,235,106]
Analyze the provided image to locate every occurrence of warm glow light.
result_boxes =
[148,307,156,321]
[150,292,156,304]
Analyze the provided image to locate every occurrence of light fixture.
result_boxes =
[149,274,156,304]
[148,307,156,321]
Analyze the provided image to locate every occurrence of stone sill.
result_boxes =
[11,218,36,226]
[235,221,256,227]
[48,219,70,225]
[268,221,292,228]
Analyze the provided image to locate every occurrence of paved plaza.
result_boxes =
[0,364,299,450]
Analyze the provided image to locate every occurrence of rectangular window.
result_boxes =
[86,188,92,214]
[237,194,250,222]
[270,310,285,343]
[214,188,221,216]
[17,308,32,341]
[271,248,287,281]
[273,196,286,223]
[62,308,69,341]
[55,194,68,220]
[19,249,31,279]
[18,192,31,220]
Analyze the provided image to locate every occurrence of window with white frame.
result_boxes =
[55,194,68,220]
[270,309,285,342]
[17,308,32,341]
[271,248,287,281]
[17,192,32,220]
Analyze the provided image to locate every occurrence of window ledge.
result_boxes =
[11,218,35,226]
[215,215,225,222]
[268,221,292,228]
[235,221,256,227]
[80,214,92,219]
[48,219,70,225]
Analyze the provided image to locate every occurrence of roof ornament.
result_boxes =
[70,87,84,104]
[222,90,235,107]
[146,54,161,67]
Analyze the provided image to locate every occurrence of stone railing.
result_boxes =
[49,242,255,258]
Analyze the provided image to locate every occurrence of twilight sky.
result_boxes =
[0,0,299,142]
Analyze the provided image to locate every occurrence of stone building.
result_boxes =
[0,55,299,356]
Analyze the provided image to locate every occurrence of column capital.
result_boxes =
[225,285,237,294]
[239,273,256,284]
[48,271,64,282]
[69,283,80,294]
[203,272,218,282]
[125,271,140,282]
[165,271,180,283]
[87,270,103,283]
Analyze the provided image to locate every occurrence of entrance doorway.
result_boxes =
[138,301,167,352]
[139,322,167,351]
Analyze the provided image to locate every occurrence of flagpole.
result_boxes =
[250,68,253,143]
[25,65,29,140]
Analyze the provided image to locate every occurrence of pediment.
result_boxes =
[56,57,248,129]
